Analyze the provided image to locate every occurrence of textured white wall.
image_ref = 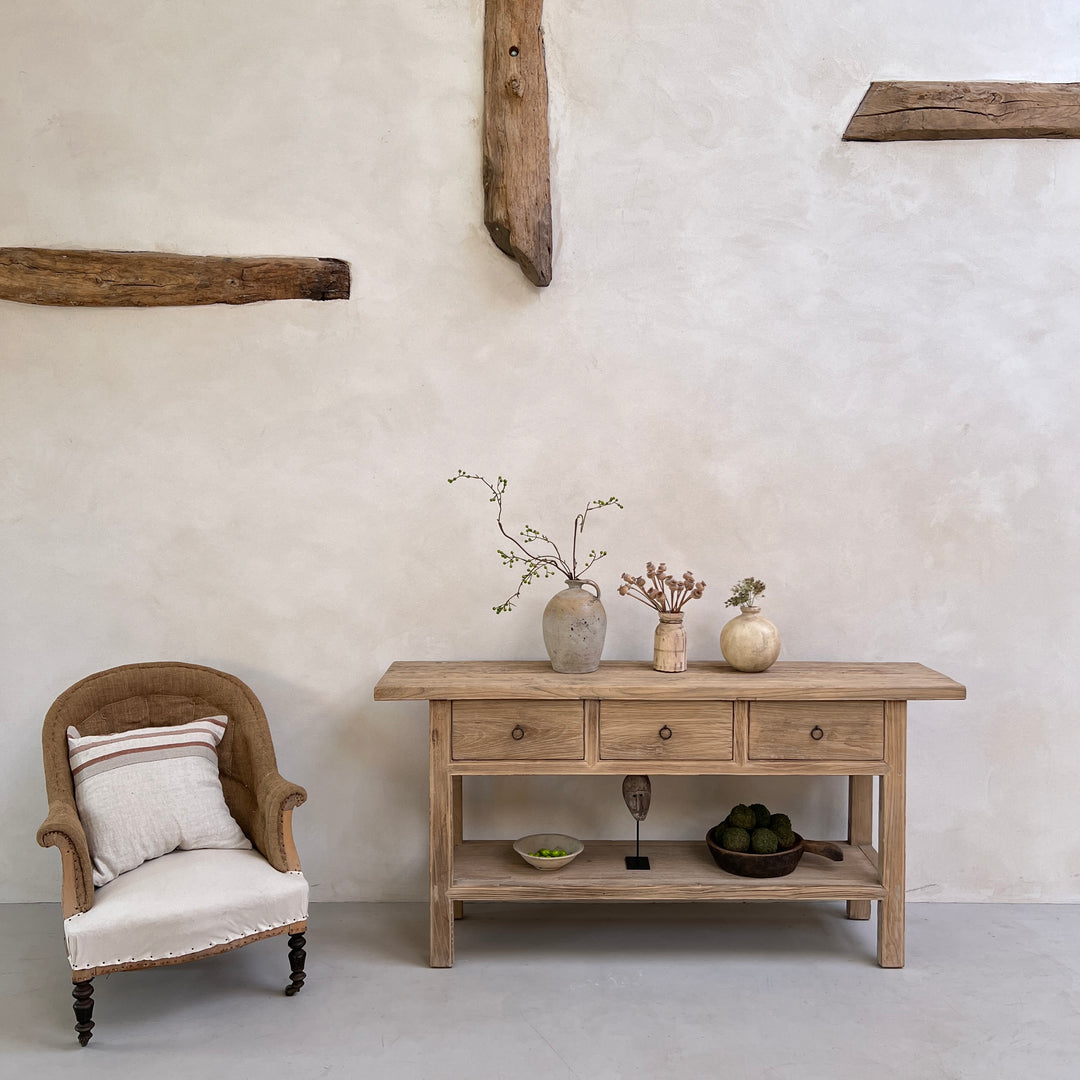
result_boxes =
[2,1,1078,903]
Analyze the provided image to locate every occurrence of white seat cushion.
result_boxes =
[64,848,309,974]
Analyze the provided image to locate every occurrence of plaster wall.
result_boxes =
[2,0,1078,903]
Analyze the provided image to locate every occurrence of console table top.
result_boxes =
[373,660,966,702]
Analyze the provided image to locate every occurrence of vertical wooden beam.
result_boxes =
[877,701,907,967]
[846,774,874,920]
[483,0,553,286]
[429,700,455,967]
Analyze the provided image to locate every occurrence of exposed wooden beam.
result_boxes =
[0,248,350,306]
[483,0,552,287]
[843,81,1080,141]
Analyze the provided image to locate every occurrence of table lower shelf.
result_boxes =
[450,840,883,903]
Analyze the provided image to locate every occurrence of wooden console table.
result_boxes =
[373,660,965,968]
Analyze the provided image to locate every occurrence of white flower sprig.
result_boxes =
[618,562,706,613]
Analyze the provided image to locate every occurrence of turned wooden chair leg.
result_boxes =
[72,979,95,1046]
[285,932,306,996]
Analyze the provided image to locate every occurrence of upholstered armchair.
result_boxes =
[37,662,309,1046]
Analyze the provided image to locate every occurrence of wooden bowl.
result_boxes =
[513,833,584,871]
[705,826,843,878]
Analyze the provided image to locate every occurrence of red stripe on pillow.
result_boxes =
[71,738,220,775]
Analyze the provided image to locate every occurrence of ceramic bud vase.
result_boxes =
[542,579,606,673]
[720,605,781,672]
[653,611,687,673]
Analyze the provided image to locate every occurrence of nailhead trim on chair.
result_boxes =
[70,919,309,979]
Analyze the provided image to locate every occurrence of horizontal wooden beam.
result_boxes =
[844,81,1080,141]
[0,248,350,306]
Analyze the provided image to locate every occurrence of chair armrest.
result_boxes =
[37,801,94,916]
[252,772,307,872]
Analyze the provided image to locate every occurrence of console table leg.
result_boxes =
[877,702,906,967]
[429,701,455,967]
[846,775,873,920]
[453,775,464,920]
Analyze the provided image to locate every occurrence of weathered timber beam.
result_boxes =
[483,0,552,287]
[0,248,350,306]
[844,81,1080,141]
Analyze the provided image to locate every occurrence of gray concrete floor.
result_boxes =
[1,901,1077,1079]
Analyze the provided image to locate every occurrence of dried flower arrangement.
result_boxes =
[618,562,706,612]
[725,577,767,609]
[448,471,622,613]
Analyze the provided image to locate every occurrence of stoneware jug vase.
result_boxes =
[720,605,781,672]
[653,611,687,672]
[542,579,606,673]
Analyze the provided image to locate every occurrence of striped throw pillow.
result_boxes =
[67,716,251,887]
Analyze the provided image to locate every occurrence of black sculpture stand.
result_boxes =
[625,818,651,871]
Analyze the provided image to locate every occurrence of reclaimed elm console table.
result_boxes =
[373,660,965,969]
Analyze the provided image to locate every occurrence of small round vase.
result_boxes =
[542,579,606,673]
[653,611,687,673]
[720,605,781,672]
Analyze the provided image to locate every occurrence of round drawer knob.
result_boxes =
[659,724,673,741]
[511,725,525,741]
[810,725,824,741]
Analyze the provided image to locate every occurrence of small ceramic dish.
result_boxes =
[513,833,584,871]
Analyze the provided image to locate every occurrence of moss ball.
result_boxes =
[769,813,792,833]
[728,804,756,830]
[750,828,779,855]
[719,826,751,853]
[750,803,772,828]
[774,825,797,850]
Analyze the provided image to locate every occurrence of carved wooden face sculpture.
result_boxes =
[622,775,652,822]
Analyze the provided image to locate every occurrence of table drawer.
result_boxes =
[451,700,585,760]
[599,702,734,760]
[748,702,884,760]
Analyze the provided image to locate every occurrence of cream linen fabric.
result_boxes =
[64,848,309,973]
[67,716,251,886]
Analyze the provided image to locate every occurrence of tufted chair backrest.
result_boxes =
[42,662,279,844]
